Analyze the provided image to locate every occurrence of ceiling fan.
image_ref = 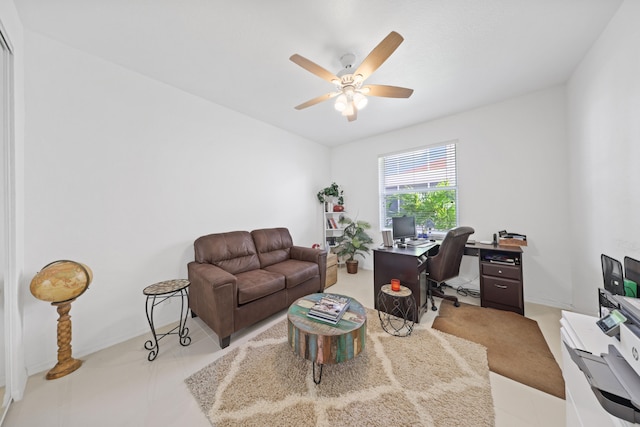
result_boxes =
[290,31,414,122]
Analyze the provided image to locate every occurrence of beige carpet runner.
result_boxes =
[185,308,495,427]
[432,301,565,399]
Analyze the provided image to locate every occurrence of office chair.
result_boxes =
[624,256,640,284]
[624,256,640,297]
[601,254,624,296]
[425,226,475,311]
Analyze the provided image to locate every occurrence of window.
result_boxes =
[378,142,457,233]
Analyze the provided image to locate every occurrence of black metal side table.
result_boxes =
[377,284,417,337]
[143,279,191,361]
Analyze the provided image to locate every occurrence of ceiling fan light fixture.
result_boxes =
[344,86,355,98]
[334,94,348,112]
[341,102,355,117]
[353,92,368,110]
[290,31,412,122]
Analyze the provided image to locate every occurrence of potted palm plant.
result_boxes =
[335,217,374,274]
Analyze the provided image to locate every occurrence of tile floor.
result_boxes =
[4,267,565,427]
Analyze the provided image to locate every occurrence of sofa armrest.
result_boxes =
[291,246,326,264]
[189,262,237,288]
[291,247,327,291]
[187,262,237,341]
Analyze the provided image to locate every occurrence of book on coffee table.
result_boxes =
[307,294,350,324]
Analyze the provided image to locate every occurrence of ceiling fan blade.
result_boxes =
[364,84,414,98]
[290,54,340,84]
[353,31,404,81]
[294,92,339,110]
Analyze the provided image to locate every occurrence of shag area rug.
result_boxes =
[432,301,565,399]
[185,308,494,427]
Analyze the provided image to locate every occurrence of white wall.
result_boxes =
[567,0,640,315]
[331,86,572,308]
[22,32,331,374]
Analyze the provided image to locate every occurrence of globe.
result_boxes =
[29,259,93,380]
[30,260,93,303]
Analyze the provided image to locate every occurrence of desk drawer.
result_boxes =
[481,276,522,307]
[481,262,520,280]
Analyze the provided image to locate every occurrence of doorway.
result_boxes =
[0,19,14,424]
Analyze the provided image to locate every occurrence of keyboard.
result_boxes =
[406,239,433,247]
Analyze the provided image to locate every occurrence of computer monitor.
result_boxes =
[391,216,416,244]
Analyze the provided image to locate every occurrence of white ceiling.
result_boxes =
[15,0,622,147]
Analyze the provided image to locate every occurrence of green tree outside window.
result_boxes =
[384,182,456,231]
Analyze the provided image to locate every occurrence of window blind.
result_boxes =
[378,143,458,231]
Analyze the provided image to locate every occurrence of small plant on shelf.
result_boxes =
[317,182,344,206]
[335,217,374,274]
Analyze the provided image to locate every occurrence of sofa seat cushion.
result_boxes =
[236,269,285,305]
[264,259,319,288]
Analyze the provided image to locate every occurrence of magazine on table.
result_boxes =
[307,311,344,325]
[307,294,351,324]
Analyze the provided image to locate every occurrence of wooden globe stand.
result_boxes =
[30,260,93,380]
[46,299,82,380]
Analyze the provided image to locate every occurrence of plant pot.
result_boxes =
[345,259,359,274]
[332,205,344,212]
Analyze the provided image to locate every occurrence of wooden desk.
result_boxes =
[373,244,437,323]
[373,242,524,322]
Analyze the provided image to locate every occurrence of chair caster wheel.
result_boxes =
[431,306,438,311]
[454,301,460,307]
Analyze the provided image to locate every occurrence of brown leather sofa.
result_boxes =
[187,227,327,348]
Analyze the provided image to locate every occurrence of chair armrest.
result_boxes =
[187,262,237,339]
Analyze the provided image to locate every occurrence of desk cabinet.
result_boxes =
[478,246,524,315]
[373,246,435,323]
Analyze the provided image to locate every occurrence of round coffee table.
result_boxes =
[287,293,366,384]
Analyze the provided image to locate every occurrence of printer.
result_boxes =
[566,295,640,423]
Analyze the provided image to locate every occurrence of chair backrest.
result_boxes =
[624,256,640,286]
[427,226,475,282]
[601,254,624,296]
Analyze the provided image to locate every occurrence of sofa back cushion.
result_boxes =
[251,228,293,268]
[194,231,260,274]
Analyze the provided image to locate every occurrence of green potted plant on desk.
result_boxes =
[335,217,374,274]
